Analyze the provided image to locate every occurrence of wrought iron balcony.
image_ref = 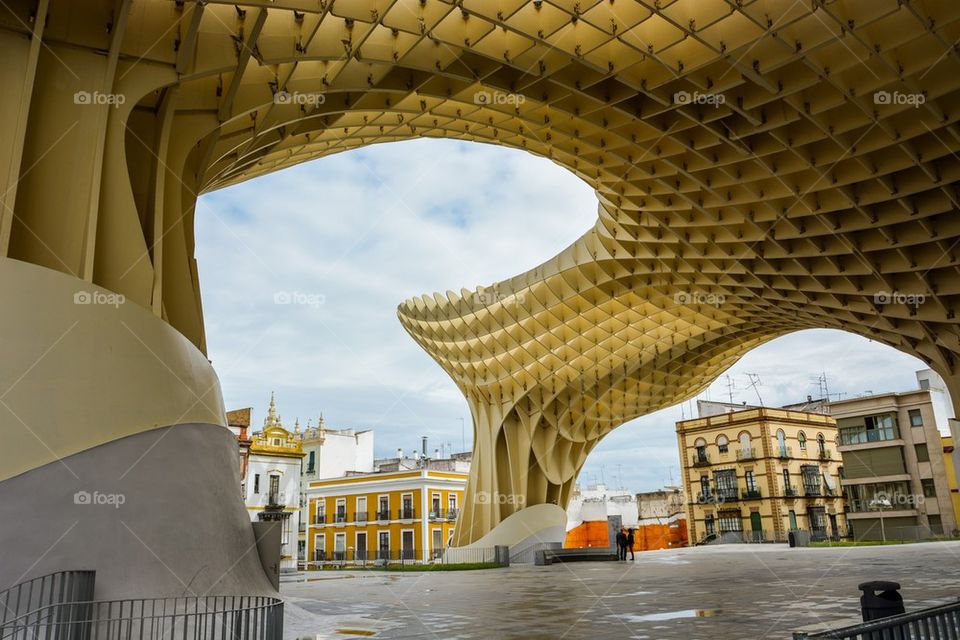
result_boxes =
[398,508,415,520]
[313,514,327,525]
[819,448,832,460]
[777,446,793,459]
[736,447,756,461]
[804,483,822,497]
[783,485,798,497]
[355,511,368,522]
[692,452,711,467]
[742,489,762,499]
[376,510,391,521]
[717,488,739,502]
[446,508,458,520]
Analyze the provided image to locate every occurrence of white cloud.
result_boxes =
[197,139,932,493]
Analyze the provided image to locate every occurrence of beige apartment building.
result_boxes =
[831,389,958,540]
[677,407,846,543]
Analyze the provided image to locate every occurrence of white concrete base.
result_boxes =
[457,503,567,556]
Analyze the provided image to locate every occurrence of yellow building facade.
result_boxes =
[943,437,960,525]
[677,408,847,544]
[304,469,466,566]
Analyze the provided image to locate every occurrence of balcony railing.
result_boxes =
[742,489,762,499]
[313,514,326,525]
[717,489,739,502]
[736,447,755,461]
[803,483,822,497]
[333,513,347,524]
[783,485,798,497]
[376,510,390,521]
[692,452,711,467]
[818,448,832,460]
[355,511,368,522]
[777,446,793,459]
[446,509,458,520]
[398,508,415,520]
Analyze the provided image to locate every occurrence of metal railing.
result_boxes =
[804,483,823,496]
[0,571,95,627]
[306,547,501,567]
[742,489,762,499]
[793,599,960,639]
[397,508,415,520]
[736,447,755,460]
[778,446,794,459]
[692,453,711,467]
[1,595,282,640]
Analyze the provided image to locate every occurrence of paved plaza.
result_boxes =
[282,542,960,640]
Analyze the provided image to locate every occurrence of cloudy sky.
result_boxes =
[196,138,931,493]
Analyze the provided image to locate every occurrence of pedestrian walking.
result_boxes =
[626,528,635,561]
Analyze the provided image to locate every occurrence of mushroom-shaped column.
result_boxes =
[397,227,790,546]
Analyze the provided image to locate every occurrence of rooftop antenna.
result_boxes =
[600,465,606,487]
[617,464,623,490]
[725,374,735,404]
[745,373,764,406]
[458,417,465,452]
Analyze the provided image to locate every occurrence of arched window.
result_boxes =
[776,430,787,457]
[739,432,752,459]
[782,468,791,494]
[717,434,729,454]
[798,432,807,450]
[694,438,707,464]
[817,433,826,455]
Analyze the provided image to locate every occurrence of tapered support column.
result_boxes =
[0,258,272,597]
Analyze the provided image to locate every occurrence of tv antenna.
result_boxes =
[725,374,735,404]
[745,373,764,406]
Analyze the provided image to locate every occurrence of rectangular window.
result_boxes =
[432,493,441,517]
[253,474,260,494]
[314,534,325,561]
[378,532,390,560]
[333,533,346,560]
[922,478,937,497]
[915,443,930,462]
[268,475,280,504]
[336,499,346,522]
[704,515,715,536]
[745,471,758,492]
[378,496,389,519]
[356,496,367,521]
[356,532,368,559]
[717,511,743,533]
[718,441,728,454]
[801,465,821,495]
[909,409,923,427]
[714,469,738,500]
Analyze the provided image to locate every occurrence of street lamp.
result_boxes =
[870,495,892,542]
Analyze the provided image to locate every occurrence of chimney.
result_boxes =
[422,435,428,457]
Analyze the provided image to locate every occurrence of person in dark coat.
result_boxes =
[615,528,627,561]
[626,528,635,561]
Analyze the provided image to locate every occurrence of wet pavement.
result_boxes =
[281,541,960,639]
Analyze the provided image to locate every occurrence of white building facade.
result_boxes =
[239,395,305,571]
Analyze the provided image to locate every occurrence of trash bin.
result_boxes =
[788,531,796,548]
[859,581,905,621]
